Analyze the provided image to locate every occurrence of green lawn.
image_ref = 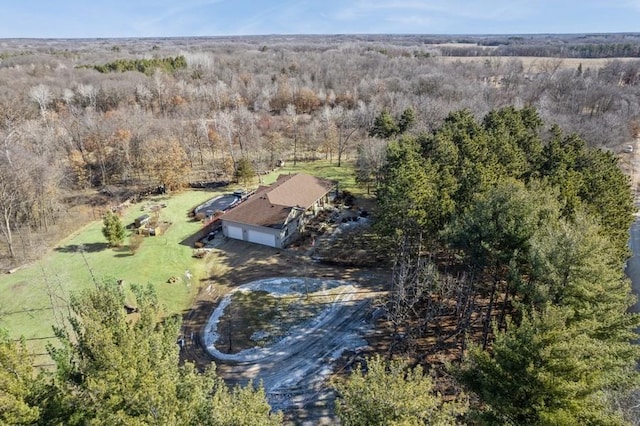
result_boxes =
[0,160,359,357]
[0,190,221,351]
[271,159,361,194]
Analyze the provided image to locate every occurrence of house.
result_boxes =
[220,173,336,248]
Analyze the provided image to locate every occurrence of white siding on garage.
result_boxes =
[247,229,276,247]
[226,225,243,240]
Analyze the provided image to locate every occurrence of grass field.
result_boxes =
[0,159,359,360]
[274,159,360,194]
[437,55,639,73]
[0,189,221,361]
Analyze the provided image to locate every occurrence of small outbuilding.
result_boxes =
[134,214,150,228]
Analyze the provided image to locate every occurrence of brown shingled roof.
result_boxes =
[221,173,336,228]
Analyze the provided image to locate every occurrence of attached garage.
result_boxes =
[247,229,276,247]
[226,225,243,240]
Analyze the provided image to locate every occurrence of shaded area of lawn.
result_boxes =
[54,242,109,253]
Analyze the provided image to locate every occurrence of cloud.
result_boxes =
[384,15,436,27]
[225,0,315,35]
[7,0,638,39]
[128,0,226,36]
[335,0,535,22]
[621,0,640,12]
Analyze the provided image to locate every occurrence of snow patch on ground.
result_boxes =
[204,278,361,362]
[250,330,270,341]
[203,277,373,412]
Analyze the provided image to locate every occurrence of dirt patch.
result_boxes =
[9,281,28,293]
[312,219,388,267]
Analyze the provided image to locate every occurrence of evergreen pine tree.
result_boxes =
[101,210,126,247]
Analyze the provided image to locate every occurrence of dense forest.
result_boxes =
[372,106,638,424]
[2,34,640,424]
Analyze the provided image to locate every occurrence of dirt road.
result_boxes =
[625,138,640,314]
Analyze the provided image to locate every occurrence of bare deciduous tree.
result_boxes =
[29,84,52,118]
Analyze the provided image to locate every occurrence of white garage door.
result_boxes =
[226,225,243,240]
[247,229,276,247]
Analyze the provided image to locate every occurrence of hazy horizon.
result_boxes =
[2,1,640,39]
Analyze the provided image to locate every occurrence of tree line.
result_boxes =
[364,106,639,424]
[78,55,188,75]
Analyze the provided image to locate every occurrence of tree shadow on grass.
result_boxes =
[112,246,134,257]
[55,242,109,253]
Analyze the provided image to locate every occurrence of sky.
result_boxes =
[1,0,640,38]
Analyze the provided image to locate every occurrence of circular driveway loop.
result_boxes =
[203,277,373,411]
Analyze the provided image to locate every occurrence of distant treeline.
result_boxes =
[78,55,187,75]
[439,43,640,58]
[408,33,640,58]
